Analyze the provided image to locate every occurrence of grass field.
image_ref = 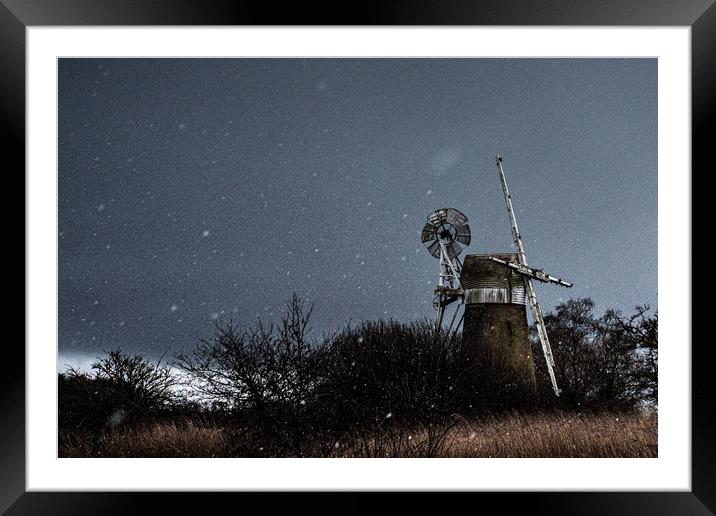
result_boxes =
[59,410,656,458]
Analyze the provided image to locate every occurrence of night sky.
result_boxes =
[58,58,657,367]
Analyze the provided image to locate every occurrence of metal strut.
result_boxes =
[435,241,463,331]
[495,154,561,396]
[484,255,573,288]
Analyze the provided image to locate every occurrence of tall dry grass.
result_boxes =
[59,411,656,458]
[60,421,226,458]
[329,411,656,458]
[446,411,655,458]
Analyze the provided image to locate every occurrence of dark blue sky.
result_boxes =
[58,58,657,361]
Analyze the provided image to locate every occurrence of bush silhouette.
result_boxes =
[532,299,658,410]
[59,348,177,434]
[58,295,657,457]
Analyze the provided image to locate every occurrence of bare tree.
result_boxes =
[175,294,331,455]
[615,306,657,406]
[534,299,658,410]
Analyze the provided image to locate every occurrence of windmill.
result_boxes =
[420,154,572,398]
[420,208,471,333]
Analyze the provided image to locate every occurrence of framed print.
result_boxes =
[5,0,712,513]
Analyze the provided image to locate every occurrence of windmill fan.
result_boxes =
[421,208,471,259]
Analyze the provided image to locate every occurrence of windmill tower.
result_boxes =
[421,154,572,401]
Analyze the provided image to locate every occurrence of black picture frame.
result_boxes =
[4,1,711,514]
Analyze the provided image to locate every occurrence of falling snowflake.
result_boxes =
[202,230,210,237]
[107,409,126,429]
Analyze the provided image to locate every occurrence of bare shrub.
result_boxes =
[175,294,331,456]
[317,319,466,435]
[59,348,177,433]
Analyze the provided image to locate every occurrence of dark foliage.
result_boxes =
[58,295,657,456]
[174,294,334,455]
[173,295,469,456]
[533,298,658,410]
[58,349,177,434]
[320,320,464,425]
